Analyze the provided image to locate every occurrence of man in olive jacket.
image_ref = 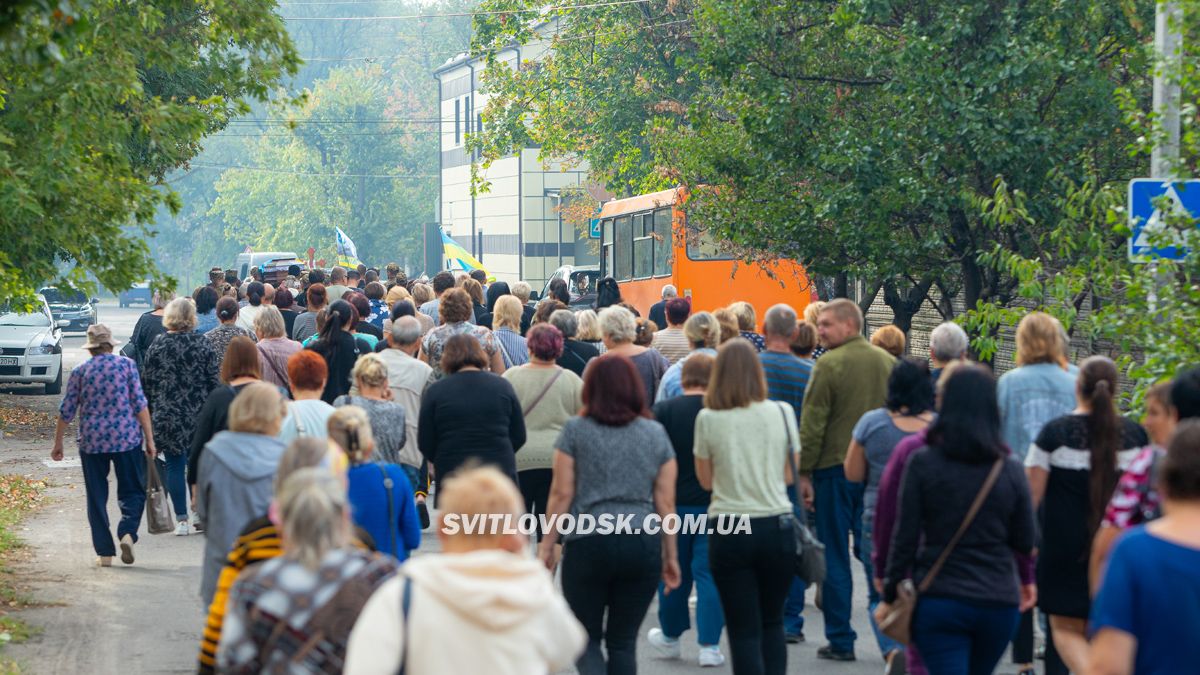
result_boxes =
[799,298,895,661]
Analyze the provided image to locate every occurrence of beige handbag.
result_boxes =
[145,455,175,535]
[878,457,1004,645]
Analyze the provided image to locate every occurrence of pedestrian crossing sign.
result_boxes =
[1127,178,1200,261]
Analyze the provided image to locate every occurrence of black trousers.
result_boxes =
[518,468,553,541]
[562,533,660,675]
[709,515,795,675]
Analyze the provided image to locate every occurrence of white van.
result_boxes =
[234,252,300,282]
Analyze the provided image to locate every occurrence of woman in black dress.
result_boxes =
[1025,356,1147,673]
[142,298,220,535]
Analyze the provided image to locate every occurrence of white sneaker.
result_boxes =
[698,646,726,667]
[190,511,204,532]
[174,520,189,536]
[647,628,681,659]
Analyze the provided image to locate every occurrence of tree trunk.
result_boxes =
[882,276,935,334]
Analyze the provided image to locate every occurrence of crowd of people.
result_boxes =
[48,263,1200,675]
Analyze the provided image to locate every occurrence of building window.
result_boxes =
[454,99,461,145]
[464,96,472,135]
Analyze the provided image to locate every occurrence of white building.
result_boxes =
[433,33,598,290]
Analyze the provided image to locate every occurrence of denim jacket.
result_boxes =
[996,362,1078,461]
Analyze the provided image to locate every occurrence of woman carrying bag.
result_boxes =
[876,365,1036,675]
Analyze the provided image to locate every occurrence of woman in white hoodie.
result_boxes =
[343,466,586,675]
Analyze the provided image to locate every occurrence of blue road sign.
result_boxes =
[1128,178,1200,260]
[589,218,601,239]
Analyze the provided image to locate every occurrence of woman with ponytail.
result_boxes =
[328,406,422,561]
[307,299,373,404]
[217,468,399,674]
[1025,355,1147,673]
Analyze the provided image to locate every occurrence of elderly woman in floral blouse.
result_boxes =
[142,298,220,536]
[52,324,158,567]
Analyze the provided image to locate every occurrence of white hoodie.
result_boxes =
[344,548,586,675]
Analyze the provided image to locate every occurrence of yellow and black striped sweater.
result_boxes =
[197,516,375,674]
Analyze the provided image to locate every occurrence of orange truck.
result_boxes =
[596,188,816,321]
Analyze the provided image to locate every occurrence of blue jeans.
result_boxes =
[162,452,188,519]
[657,505,725,646]
[857,516,903,657]
[813,465,863,652]
[913,597,1020,675]
[80,449,145,557]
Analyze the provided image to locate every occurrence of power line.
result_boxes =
[187,163,438,178]
[282,0,651,20]
[226,118,443,124]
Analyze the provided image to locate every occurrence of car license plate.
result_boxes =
[0,357,16,366]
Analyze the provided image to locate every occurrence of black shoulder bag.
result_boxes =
[777,402,826,585]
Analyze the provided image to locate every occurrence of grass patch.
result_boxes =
[0,475,47,672]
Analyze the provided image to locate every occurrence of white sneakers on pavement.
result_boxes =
[647,628,726,667]
[190,511,204,532]
[174,520,189,536]
[698,646,726,668]
[647,628,681,659]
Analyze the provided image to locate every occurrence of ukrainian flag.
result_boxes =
[441,231,495,281]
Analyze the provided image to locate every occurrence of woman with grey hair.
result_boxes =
[592,305,670,405]
[217,468,399,673]
[141,297,220,535]
[253,305,302,392]
[551,309,600,376]
[129,288,176,372]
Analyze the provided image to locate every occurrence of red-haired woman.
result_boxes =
[538,353,681,675]
[278,351,334,444]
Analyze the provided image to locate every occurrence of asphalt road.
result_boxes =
[0,303,1032,674]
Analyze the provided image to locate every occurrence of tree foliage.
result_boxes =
[151,0,473,288]
[0,1,298,306]
[471,0,1153,326]
[209,66,435,268]
[963,1,1200,406]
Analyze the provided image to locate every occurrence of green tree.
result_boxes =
[0,1,298,305]
[209,65,435,269]
[964,1,1200,404]
[471,0,1151,328]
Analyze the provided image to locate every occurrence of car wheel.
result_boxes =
[44,362,62,395]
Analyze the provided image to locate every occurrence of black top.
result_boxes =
[142,332,221,456]
[557,339,600,377]
[307,331,372,404]
[188,383,252,486]
[652,394,710,507]
[648,301,667,333]
[129,312,167,372]
[884,447,1035,606]
[280,309,299,339]
[1032,414,1147,618]
[355,323,383,341]
[418,370,526,493]
[473,303,488,324]
[520,305,535,336]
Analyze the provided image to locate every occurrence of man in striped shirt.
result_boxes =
[650,297,693,365]
[758,303,814,643]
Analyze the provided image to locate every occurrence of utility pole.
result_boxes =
[1148,2,1184,309]
[1152,1,1183,180]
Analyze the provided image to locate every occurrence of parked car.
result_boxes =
[118,282,153,308]
[534,264,600,310]
[0,296,65,394]
[39,287,97,332]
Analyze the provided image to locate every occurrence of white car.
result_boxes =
[0,296,66,394]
